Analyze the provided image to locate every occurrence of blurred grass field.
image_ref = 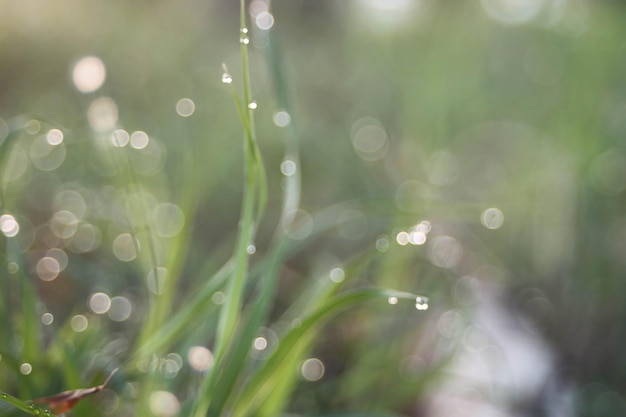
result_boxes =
[1,0,626,416]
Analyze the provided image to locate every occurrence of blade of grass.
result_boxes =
[231,288,418,417]
[190,2,267,416]
[0,391,56,417]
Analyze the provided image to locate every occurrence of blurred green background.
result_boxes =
[1,0,626,416]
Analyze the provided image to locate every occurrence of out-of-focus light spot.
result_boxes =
[438,310,464,338]
[353,0,420,31]
[149,391,180,417]
[161,353,183,379]
[0,214,19,237]
[130,131,149,150]
[301,358,325,382]
[51,210,78,239]
[251,328,278,359]
[273,111,291,127]
[590,149,626,195]
[480,0,545,25]
[376,235,389,252]
[30,136,66,171]
[70,314,88,332]
[396,231,410,246]
[428,235,463,269]
[212,291,226,305]
[426,150,458,186]
[280,159,297,177]
[4,145,29,183]
[25,119,41,134]
[409,222,431,241]
[414,220,431,233]
[409,231,427,245]
[129,138,165,176]
[46,129,64,145]
[153,203,185,238]
[72,56,106,93]
[147,267,168,295]
[247,244,256,254]
[112,129,130,147]
[46,248,68,271]
[188,346,213,372]
[481,208,504,229]
[108,296,132,322]
[69,223,102,253]
[54,190,87,219]
[454,276,481,306]
[249,0,268,17]
[329,267,345,283]
[176,98,195,117]
[41,312,54,325]
[36,256,61,281]
[20,363,32,375]
[88,97,118,132]
[255,11,275,30]
[351,117,388,161]
[415,296,429,311]
[89,292,112,314]
[112,233,138,262]
[388,296,398,305]
[253,337,268,351]
[8,262,19,273]
[247,101,257,110]
[285,209,313,240]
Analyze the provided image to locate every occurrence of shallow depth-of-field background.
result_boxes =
[1,1,626,416]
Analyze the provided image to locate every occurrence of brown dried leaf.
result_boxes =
[32,368,118,414]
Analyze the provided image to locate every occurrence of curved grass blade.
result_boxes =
[231,288,418,417]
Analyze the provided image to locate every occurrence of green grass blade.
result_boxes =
[0,391,56,417]
[231,288,418,417]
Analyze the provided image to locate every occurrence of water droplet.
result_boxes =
[247,244,256,254]
[241,27,249,34]
[248,101,257,110]
[388,296,398,305]
[415,296,429,311]
[222,72,233,84]
[1,393,7,399]
[240,36,250,45]
[33,408,41,415]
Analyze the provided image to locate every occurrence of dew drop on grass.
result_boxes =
[221,72,233,84]
[415,296,429,311]
[247,101,257,110]
[240,36,250,45]
[388,296,398,305]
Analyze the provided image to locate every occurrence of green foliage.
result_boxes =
[0,2,428,417]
